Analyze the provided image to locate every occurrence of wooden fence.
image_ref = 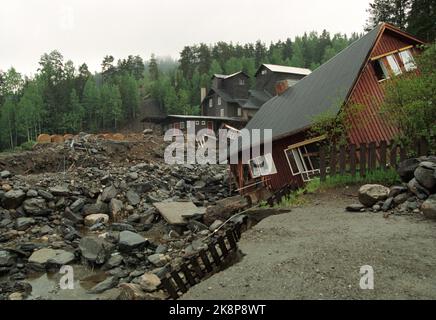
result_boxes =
[159,220,245,299]
[319,138,430,181]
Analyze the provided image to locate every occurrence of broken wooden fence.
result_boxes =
[159,221,245,299]
[319,138,430,181]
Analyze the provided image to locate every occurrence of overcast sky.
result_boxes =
[0,0,371,76]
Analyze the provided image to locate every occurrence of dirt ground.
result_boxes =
[182,187,436,300]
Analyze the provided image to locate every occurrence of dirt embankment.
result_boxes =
[183,187,436,300]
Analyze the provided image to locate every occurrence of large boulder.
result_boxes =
[126,190,140,206]
[421,195,436,220]
[15,217,36,231]
[0,250,15,267]
[28,248,75,266]
[84,214,109,227]
[101,186,118,202]
[414,164,436,191]
[137,273,161,292]
[407,178,430,199]
[88,276,119,294]
[358,184,390,207]
[118,231,147,252]
[397,158,420,182]
[79,236,114,264]
[2,190,26,209]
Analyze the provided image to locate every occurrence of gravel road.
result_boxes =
[182,187,436,300]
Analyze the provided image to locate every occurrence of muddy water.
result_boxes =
[26,264,108,300]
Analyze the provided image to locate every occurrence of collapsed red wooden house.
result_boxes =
[230,23,425,198]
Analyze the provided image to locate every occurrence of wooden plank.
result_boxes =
[389,141,397,168]
[379,140,387,171]
[370,45,413,61]
[360,143,367,177]
[369,142,376,171]
[180,264,196,286]
[349,144,356,176]
[330,145,337,177]
[189,256,204,278]
[339,145,346,175]
[208,243,221,265]
[287,135,326,149]
[225,229,237,249]
[161,277,179,300]
[217,236,229,256]
[171,271,188,293]
[319,146,326,182]
[199,249,213,273]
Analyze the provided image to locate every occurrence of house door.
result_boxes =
[207,121,214,131]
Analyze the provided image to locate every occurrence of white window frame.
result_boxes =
[283,136,325,182]
[248,153,277,178]
[261,69,267,75]
[220,108,225,117]
[239,79,245,85]
[201,121,206,125]
[399,49,417,71]
[209,99,213,108]
[195,121,200,125]
[376,59,390,81]
[237,107,242,116]
[217,96,222,106]
[386,54,402,76]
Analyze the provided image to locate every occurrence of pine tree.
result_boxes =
[407,0,436,42]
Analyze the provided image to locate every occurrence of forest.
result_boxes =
[0,0,434,151]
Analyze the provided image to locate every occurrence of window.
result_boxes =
[180,122,185,129]
[284,136,325,182]
[195,121,200,125]
[399,49,417,71]
[209,99,213,108]
[187,121,195,129]
[386,55,402,76]
[261,69,267,75]
[220,109,225,117]
[217,96,222,106]
[239,79,245,85]
[374,59,390,81]
[201,121,206,125]
[237,108,242,116]
[249,153,277,178]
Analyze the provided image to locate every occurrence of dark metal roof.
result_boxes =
[246,24,382,140]
[243,89,272,110]
[205,88,247,107]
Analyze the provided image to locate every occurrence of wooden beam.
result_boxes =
[370,45,414,61]
[287,135,326,149]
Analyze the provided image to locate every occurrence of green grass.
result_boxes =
[273,169,400,208]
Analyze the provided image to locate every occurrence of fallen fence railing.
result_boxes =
[159,221,245,299]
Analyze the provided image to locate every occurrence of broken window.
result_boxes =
[284,136,325,182]
[374,58,390,81]
[374,54,402,81]
[248,153,277,178]
[399,49,417,71]
[386,55,402,76]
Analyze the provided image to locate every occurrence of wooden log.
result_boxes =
[203,195,250,226]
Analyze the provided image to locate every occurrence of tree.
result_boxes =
[382,44,436,150]
[365,0,411,31]
[148,54,160,81]
[102,55,116,81]
[62,89,84,133]
[82,77,100,130]
[407,0,436,42]
[118,73,140,121]
[0,98,16,149]
[16,80,44,141]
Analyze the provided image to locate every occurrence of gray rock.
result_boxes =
[126,190,140,206]
[15,217,36,231]
[49,185,70,196]
[79,236,114,264]
[382,197,394,212]
[37,190,54,200]
[421,195,436,219]
[346,203,366,212]
[118,231,147,252]
[147,253,169,267]
[110,223,136,232]
[88,276,119,294]
[175,179,185,190]
[372,204,381,212]
[23,198,48,215]
[109,198,123,220]
[388,186,407,198]
[106,254,123,268]
[70,198,86,213]
[0,250,15,266]
[137,273,161,292]
[83,201,109,215]
[209,220,223,231]
[101,185,118,202]
[155,244,167,254]
[126,172,138,181]
[29,248,74,266]
[414,166,436,190]
[408,178,430,199]
[2,189,26,209]
[0,170,11,178]
[63,207,83,224]
[397,158,420,182]
[84,214,109,227]
[393,192,410,205]
[26,189,38,197]
[358,184,390,207]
